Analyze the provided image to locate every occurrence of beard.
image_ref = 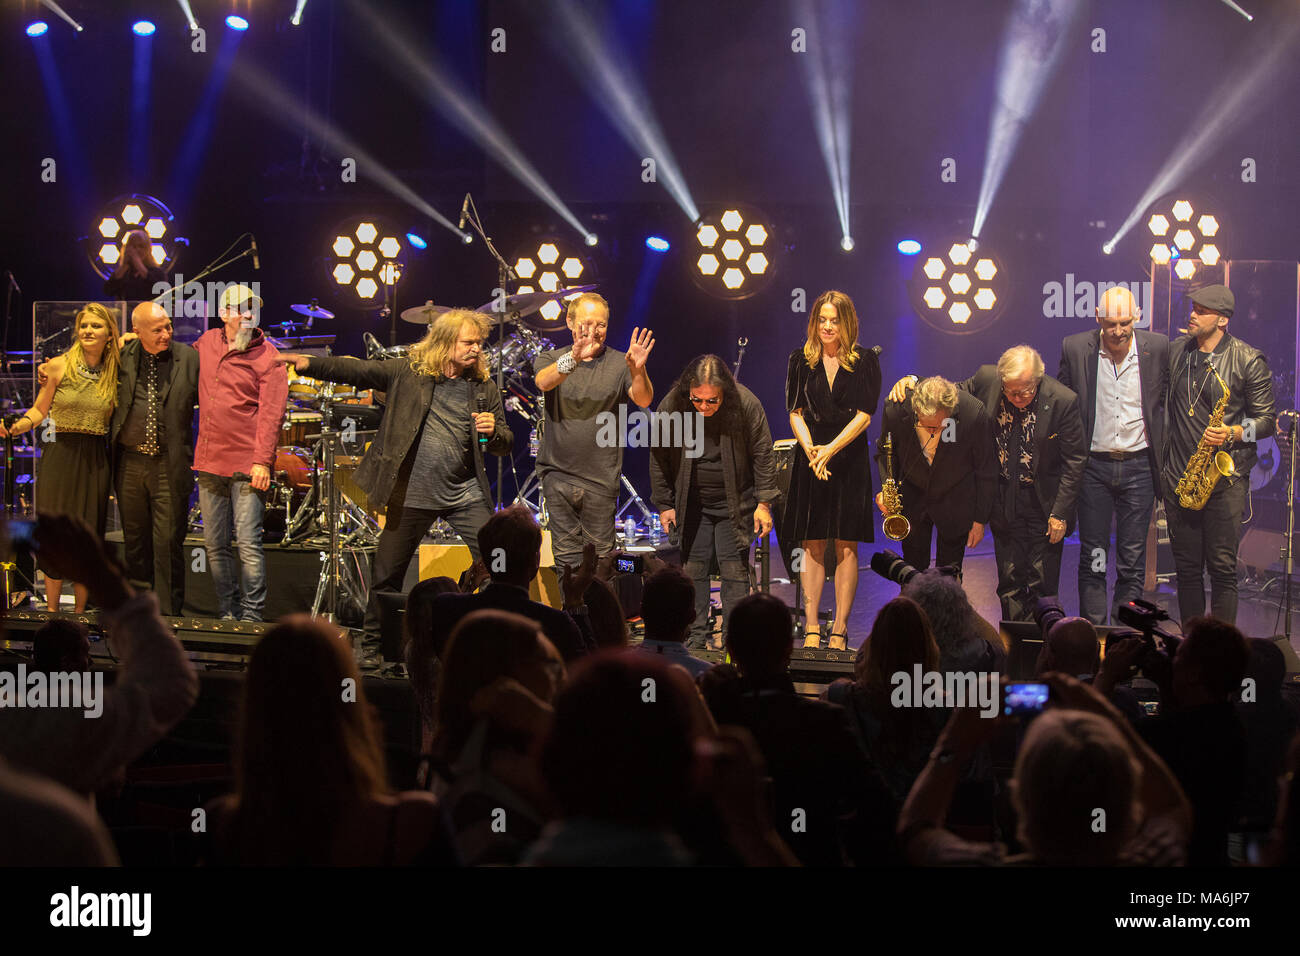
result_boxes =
[230,326,255,351]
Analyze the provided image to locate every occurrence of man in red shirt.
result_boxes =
[193,285,288,620]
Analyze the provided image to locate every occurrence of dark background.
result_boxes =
[3,0,1298,499]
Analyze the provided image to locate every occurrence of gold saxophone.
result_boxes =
[1175,362,1237,511]
[880,432,911,540]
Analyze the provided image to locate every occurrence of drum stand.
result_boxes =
[308,415,376,623]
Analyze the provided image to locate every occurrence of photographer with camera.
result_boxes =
[1031,598,1147,726]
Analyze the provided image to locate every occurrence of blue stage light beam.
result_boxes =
[291,1,310,27]
[26,22,49,37]
[344,0,592,243]
[38,0,82,32]
[794,0,856,251]
[30,28,91,207]
[645,236,670,253]
[132,21,156,37]
[897,239,921,256]
[167,29,244,209]
[130,27,154,180]
[224,58,463,238]
[1104,9,1300,254]
[226,16,249,32]
[971,0,1083,241]
[406,232,428,250]
[540,0,699,224]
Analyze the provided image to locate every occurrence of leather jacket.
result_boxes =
[1163,332,1276,488]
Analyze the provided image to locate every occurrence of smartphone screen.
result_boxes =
[1003,682,1050,716]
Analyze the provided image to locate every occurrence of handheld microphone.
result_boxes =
[250,237,261,270]
[476,395,489,447]
[458,194,470,231]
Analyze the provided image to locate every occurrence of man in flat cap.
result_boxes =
[1162,284,1275,625]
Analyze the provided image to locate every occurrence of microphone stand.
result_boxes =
[149,233,258,318]
[461,194,517,509]
[1284,410,1299,639]
[733,336,748,382]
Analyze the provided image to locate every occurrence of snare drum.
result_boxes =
[282,410,323,446]
[287,376,321,406]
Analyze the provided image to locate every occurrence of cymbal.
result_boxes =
[290,303,335,320]
[400,301,455,325]
[475,285,597,329]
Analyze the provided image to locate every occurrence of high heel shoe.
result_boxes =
[827,631,848,652]
[802,627,822,649]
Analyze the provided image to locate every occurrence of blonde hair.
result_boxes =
[65,303,122,402]
[996,345,1044,383]
[911,376,959,419]
[803,290,859,372]
[407,309,489,381]
[565,292,609,324]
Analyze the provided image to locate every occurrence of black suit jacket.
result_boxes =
[109,340,200,497]
[1058,329,1169,495]
[874,389,996,531]
[428,582,594,662]
[959,367,1088,531]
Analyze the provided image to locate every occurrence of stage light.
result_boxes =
[897,239,922,256]
[175,1,199,32]
[132,21,156,37]
[1145,196,1225,279]
[1102,241,1115,256]
[690,205,777,300]
[85,194,182,280]
[26,22,49,37]
[1197,215,1218,237]
[908,238,1007,334]
[1147,214,1170,237]
[645,236,670,252]
[1199,244,1221,266]
[226,16,249,31]
[1150,244,1172,265]
[511,237,595,320]
[326,216,403,303]
[585,234,599,247]
[405,232,427,250]
[1174,258,1197,280]
[461,233,474,244]
[1171,200,1193,221]
[840,236,855,252]
[291,1,310,26]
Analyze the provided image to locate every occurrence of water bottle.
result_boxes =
[649,513,662,545]
[528,426,539,457]
[623,517,636,542]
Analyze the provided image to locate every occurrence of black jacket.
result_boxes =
[960,367,1087,530]
[302,356,512,509]
[1162,333,1275,492]
[109,340,200,497]
[1058,329,1169,493]
[649,383,779,548]
[875,388,997,531]
[428,582,594,662]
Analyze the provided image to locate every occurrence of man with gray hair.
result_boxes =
[873,375,996,572]
[890,344,1086,621]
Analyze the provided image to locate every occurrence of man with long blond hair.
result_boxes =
[280,309,512,643]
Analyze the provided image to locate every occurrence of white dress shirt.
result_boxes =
[1092,336,1147,453]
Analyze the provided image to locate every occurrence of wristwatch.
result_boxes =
[556,351,577,375]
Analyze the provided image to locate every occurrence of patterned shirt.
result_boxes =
[995,394,1037,486]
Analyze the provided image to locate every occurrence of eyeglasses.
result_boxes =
[1002,384,1038,399]
[689,395,721,406]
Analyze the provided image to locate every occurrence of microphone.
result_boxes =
[458,194,470,231]
[5,271,19,295]
[250,237,261,270]
[476,395,490,447]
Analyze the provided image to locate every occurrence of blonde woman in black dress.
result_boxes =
[2,303,121,611]
[782,291,880,650]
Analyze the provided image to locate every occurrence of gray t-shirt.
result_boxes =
[537,346,633,496]
[405,377,483,510]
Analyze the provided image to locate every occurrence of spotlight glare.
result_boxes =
[744,224,768,246]
[1173,229,1195,251]
[720,210,744,232]
[1171,200,1193,221]
[379,263,401,284]
[947,243,972,266]
[948,302,972,324]
[538,272,560,293]
[1147,214,1170,236]
[922,258,946,280]
[922,287,946,309]
[98,218,119,238]
[461,233,473,245]
[973,288,997,311]
[560,257,584,278]
[405,232,428,249]
[896,239,922,256]
[696,225,719,248]
[840,236,855,252]
[132,21,156,37]
[26,22,49,38]
[697,253,720,276]
[966,238,979,252]
[150,244,166,265]
[1102,242,1115,256]
[332,236,355,258]
[721,239,744,261]
[355,250,378,272]
[1174,258,1197,280]
[948,273,972,295]
[291,1,309,26]
[584,233,598,247]
[1197,215,1219,237]
[973,259,997,281]
[377,236,402,259]
[515,259,536,279]
[226,15,249,31]
[540,301,562,322]
[121,204,144,225]
[537,243,559,265]
[355,277,379,299]
[355,222,378,244]
[99,244,120,265]
[721,267,745,290]
[644,236,670,252]
[332,263,355,285]
[1150,243,1172,265]
[1199,244,1221,265]
[144,218,166,239]
[745,252,768,275]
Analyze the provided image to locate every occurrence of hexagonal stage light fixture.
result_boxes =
[1146,198,1225,280]
[86,194,182,281]
[908,239,1007,335]
[326,216,404,302]
[511,236,596,324]
[691,205,776,300]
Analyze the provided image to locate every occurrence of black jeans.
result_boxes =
[542,474,618,572]
[991,482,1062,622]
[1076,454,1156,625]
[680,506,750,647]
[1165,476,1247,625]
[116,450,189,615]
[362,495,492,639]
[901,510,969,573]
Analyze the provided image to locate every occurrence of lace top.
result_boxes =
[49,360,114,436]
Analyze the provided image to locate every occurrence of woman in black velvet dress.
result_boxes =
[782,290,880,650]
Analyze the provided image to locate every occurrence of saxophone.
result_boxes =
[879,432,911,540]
[1174,362,1237,511]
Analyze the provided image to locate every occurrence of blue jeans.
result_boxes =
[1076,454,1156,625]
[197,472,268,621]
